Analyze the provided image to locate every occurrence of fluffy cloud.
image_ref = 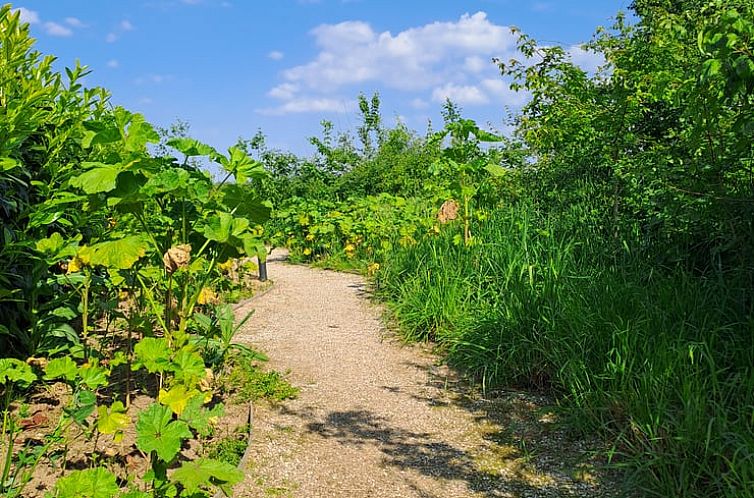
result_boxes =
[282,12,515,92]
[43,22,73,37]
[257,97,356,116]
[107,19,135,43]
[263,11,602,115]
[14,7,39,24]
[432,83,488,105]
[13,8,84,37]
[268,50,285,60]
[567,45,605,74]
[268,83,299,100]
[64,17,87,28]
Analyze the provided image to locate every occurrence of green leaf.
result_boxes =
[80,363,110,389]
[0,157,19,172]
[179,396,224,437]
[170,347,207,387]
[133,337,172,374]
[484,164,507,177]
[171,458,243,495]
[124,113,159,152]
[65,389,97,425]
[136,403,192,462]
[70,164,121,194]
[168,137,219,158]
[54,467,120,498]
[82,121,121,148]
[0,358,36,387]
[97,401,130,442]
[78,236,148,269]
[219,185,272,223]
[44,356,78,382]
[242,234,266,259]
[201,212,234,243]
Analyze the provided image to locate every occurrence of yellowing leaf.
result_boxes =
[158,385,199,416]
[78,236,147,269]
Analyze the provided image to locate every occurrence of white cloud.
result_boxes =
[14,7,39,24]
[258,97,355,116]
[134,74,171,85]
[281,12,516,92]
[431,83,488,106]
[268,50,285,60]
[410,98,429,109]
[268,83,299,100]
[64,17,87,28]
[107,20,135,43]
[568,45,604,73]
[481,79,529,106]
[106,59,120,69]
[532,2,554,12]
[44,22,73,37]
[464,56,489,73]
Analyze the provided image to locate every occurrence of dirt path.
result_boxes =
[233,251,616,498]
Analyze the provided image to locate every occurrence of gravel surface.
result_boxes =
[233,250,618,498]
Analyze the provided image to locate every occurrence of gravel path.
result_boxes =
[233,251,616,498]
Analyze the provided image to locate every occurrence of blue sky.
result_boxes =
[12,1,630,156]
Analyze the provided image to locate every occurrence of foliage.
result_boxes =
[0,5,271,496]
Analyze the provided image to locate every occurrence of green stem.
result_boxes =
[81,271,91,359]
[1,388,14,488]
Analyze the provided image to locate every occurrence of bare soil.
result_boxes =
[233,251,620,498]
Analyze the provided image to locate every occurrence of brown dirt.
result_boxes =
[232,250,619,498]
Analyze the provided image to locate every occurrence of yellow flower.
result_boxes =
[67,256,83,274]
[305,234,315,241]
[197,287,218,305]
[344,244,355,253]
[218,260,234,272]
[367,262,380,275]
[303,248,312,256]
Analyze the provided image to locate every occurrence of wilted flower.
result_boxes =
[163,244,191,273]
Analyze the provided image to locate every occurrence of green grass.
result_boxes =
[206,425,250,466]
[373,205,754,498]
[226,357,299,403]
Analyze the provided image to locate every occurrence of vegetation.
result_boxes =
[2,0,753,496]
[0,5,279,496]
[255,2,754,496]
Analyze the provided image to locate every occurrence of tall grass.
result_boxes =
[375,205,754,497]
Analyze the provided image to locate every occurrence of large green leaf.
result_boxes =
[221,146,267,183]
[168,137,219,158]
[180,396,224,437]
[133,337,171,374]
[219,184,273,223]
[170,347,206,387]
[78,236,148,269]
[201,212,249,244]
[44,356,78,382]
[54,467,120,498]
[136,403,192,462]
[171,458,243,495]
[124,113,159,152]
[82,121,121,148]
[70,164,121,194]
[0,358,36,387]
